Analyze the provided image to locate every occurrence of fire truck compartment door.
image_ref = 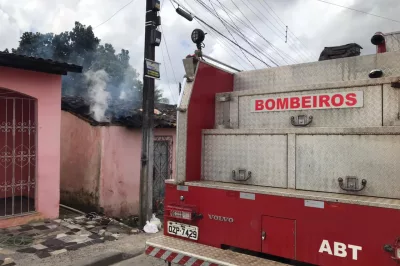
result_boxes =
[238,86,381,129]
[261,216,296,259]
[202,134,288,188]
[296,134,400,199]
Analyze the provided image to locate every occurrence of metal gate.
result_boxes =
[153,136,173,215]
[0,90,36,217]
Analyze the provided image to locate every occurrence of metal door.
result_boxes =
[153,136,172,215]
[296,134,400,199]
[261,216,296,259]
[0,91,36,217]
[203,134,288,188]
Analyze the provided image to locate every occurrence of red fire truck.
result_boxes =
[145,31,400,265]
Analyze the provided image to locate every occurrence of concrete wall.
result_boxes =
[100,127,142,217]
[0,66,62,223]
[60,112,102,212]
[60,111,176,217]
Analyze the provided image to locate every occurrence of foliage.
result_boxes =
[10,22,169,103]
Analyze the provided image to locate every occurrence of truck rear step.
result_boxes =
[145,235,288,266]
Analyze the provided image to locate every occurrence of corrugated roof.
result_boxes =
[0,52,83,75]
[61,96,176,128]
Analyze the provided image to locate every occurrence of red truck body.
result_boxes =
[146,32,400,266]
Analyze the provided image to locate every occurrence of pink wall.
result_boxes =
[60,112,102,210]
[100,127,142,217]
[0,66,62,220]
[60,111,176,217]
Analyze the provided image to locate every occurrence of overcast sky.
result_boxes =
[1,0,400,103]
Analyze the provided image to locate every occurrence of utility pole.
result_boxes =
[139,0,161,228]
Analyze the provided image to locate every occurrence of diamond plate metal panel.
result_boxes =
[238,86,382,129]
[230,95,239,129]
[296,135,400,199]
[215,99,223,128]
[287,134,296,189]
[215,95,239,129]
[176,80,196,183]
[383,84,400,126]
[203,134,287,187]
[233,52,400,92]
[384,32,400,52]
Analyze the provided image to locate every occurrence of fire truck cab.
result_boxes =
[145,31,400,266]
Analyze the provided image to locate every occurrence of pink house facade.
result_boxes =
[60,100,176,218]
[0,52,82,227]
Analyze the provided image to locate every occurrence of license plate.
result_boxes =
[167,221,198,240]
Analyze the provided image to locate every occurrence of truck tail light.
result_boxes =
[396,247,400,259]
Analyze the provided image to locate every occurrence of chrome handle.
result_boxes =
[232,169,251,181]
[291,115,313,127]
[338,177,367,192]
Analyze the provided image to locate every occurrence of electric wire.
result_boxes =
[172,0,272,67]
[195,15,272,67]
[210,0,288,65]
[208,0,256,69]
[227,0,298,65]
[241,0,310,62]
[315,0,400,24]
[180,0,275,69]
[195,0,285,66]
[175,0,249,69]
[237,0,309,62]
[160,25,179,95]
[258,0,317,60]
[194,0,276,67]
[180,0,250,70]
[159,42,177,104]
[213,0,280,67]
[160,0,178,104]
[94,0,138,29]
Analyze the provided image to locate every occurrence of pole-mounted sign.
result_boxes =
[144,58,161,79]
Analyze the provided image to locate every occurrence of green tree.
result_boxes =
[11,21,168,103]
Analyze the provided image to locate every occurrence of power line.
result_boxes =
[181,0,250,70]
[228,0,298,65]
[160,26,178,87]
[214,0,280,66]
[94,0,138,29]
[207,0,288,65]
[208,0,257,69]
[160,42,177,104]
[172,0,272,67]
[195,0,279,67]
[315,0,400,24]
[195,15,272,67]
[237,0,309,62]
[258,0,317,60]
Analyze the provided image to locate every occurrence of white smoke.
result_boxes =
[85,70,110,122]
[119,90,127,100]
